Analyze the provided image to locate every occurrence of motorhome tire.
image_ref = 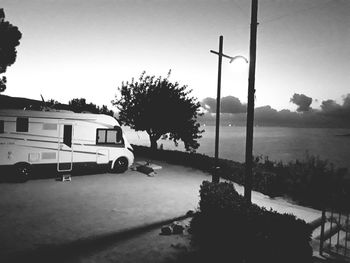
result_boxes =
[112,157,128,173]
[14,163,31,182]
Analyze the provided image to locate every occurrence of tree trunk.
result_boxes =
[150,136,158,150]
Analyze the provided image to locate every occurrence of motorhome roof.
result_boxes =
[0,109,119,126]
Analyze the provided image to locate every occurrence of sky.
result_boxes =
[1,0,350,111]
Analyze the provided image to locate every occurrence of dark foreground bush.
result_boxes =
[190,181,313,263]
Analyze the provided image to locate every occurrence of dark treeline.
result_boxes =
[0,95,114,116]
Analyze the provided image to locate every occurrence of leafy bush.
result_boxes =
[251,154,350,210]
[190,181,313,263]
[132,145,350,211]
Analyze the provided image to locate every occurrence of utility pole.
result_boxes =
[244,0,258,203]
[213,35,223,183]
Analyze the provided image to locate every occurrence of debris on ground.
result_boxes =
[161,221,186,235]
[172,222,185,234]
[136,165,156,177]
[135,161,162,170]
[131,160,162,177]
[56,174,72,182]
[161,225,173,235]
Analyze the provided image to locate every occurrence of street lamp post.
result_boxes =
[210,35,248,183]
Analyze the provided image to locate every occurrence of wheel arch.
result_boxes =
[111,156,129,169]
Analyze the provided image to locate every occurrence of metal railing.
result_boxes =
[319,208,350,261]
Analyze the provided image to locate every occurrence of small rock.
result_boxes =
[161,225,173,235]
[172,222,185,234]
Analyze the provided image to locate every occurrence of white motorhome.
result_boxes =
[0,109,134,181]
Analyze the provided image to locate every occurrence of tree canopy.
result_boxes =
[112,71,203,152]
[0,8,22,92]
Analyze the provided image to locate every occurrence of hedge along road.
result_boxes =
[0,160,208,260]
[0,159,321,261]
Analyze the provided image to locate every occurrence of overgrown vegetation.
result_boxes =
[189,181,313,263]
[133,145,350,211]
[249,154,349,210]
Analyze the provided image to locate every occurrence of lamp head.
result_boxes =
[229,56,248,64]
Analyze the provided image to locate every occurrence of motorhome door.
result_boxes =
[57,124,74,172]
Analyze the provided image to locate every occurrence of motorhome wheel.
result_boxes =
[112,157,128,173]
[14,163,31,182]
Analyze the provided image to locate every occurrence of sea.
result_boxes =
[123,126,350,171]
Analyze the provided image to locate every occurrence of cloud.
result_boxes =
[201,96,246,114]
[199,94,350,128]
[290,93,312,112]
[320,94,350,119]
[321,100,342,113]
[221,96,246,113]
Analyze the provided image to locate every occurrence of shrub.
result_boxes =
[132,144,350,211]
[253,154,350,210]
[190,181,313,263]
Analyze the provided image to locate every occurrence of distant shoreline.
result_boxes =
[200,124,350,130]
[336,133,350,137]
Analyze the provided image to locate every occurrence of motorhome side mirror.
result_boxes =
[115,127,122,142]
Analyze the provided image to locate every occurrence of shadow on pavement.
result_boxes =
[1,213,192,263]
[0,165,110,183]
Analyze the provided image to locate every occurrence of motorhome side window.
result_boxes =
[16,117,29,132]
[96,128,123,145]
[0,120,4,133]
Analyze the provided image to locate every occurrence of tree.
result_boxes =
[68,98,114,116]
[0,8,22,93]
[69,98,92,113]
[46,99,60,108]
[99,104,114,116]
[112,71,203,152]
